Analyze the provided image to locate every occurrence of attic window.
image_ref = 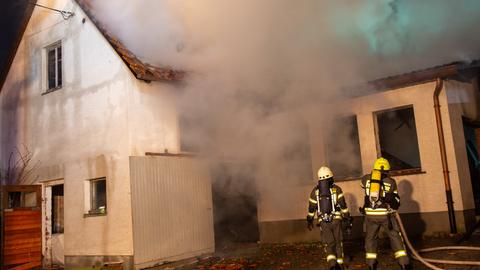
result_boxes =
[375,106,421,171]
[46,42,62,91]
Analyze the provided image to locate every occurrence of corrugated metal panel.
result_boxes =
[130,156,214,268]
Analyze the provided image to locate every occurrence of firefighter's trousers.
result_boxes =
[320,220,344,267]
[364,215,409,267]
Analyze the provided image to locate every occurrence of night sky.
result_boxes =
[0,0,31,83]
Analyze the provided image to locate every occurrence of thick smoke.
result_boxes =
[91,0,480,193]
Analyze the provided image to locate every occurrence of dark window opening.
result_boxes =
[52,184,64,234]
[7,191,37,208]
[376,106,421,171]
[326,115,363,179]
[89,178,106,215]
[7,192,21,208]
[47,42,62,91]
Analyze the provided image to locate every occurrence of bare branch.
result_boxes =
[1,145,39,185]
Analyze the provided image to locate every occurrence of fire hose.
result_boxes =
[394,212,480,269]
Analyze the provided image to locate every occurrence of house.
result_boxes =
[1,0,479,269]
[257,63,480,242]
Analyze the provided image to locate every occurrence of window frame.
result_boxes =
[373,105,423,174]
[84,177,107,217]
[44,41,63,94]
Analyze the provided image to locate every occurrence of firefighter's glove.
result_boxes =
[359,207,366,215]
[384,193,400,210]
[307,216,314,231]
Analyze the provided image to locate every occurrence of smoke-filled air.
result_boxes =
[91,0,480,190]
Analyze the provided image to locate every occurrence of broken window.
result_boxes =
[375,106,421,171]
[46,42,62,91]
[52,184,64,234]
[88,178,107,215]
[326,115,363,179]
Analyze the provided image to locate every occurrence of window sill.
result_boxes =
[334,168,425,181]
[335,176,363,182]
[42,87,62,95]
[4,207,41,211]
[84,212,107,218]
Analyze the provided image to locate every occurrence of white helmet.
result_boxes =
[317,166,334,181]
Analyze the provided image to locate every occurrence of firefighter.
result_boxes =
[307,166,352,270]
[360,157,411,270]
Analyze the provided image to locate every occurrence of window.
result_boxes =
[179,114,200,152]
[52,184,64,234]
[46,42,62,91]
[375,106,421,171]
[7,191,38,208]
[85,178,107,215]
[325,115,363,179]
[284,123,313,185]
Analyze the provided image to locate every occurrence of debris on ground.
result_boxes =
[169,234,480,270]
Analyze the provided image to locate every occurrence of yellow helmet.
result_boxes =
[317,166,334,181]
[373,157,390,171]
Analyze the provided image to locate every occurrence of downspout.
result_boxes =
[433,78,457,234]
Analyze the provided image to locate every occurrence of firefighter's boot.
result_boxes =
[368,262,378,270]
[399,263,412,270]
[329,263,343,270]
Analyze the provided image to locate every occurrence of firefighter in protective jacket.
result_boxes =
[360,157,411,270]
[307,166,352,270]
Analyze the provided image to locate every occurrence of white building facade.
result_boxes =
[1,0,214,269]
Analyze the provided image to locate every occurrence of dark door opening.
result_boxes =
[212,163,259,247]
[51,184,64,234]
[463,119,480,215]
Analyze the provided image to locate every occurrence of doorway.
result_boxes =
[211,162,259,247]
[45,183,64,268]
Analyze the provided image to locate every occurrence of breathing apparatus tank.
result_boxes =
[316,166,334,222]
[369,169,382,208]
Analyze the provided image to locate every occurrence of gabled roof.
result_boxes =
[75,0,184,82]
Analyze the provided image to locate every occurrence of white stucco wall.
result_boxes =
[127,80,180,156]
[0,0,179,258]
[258,80,477,224]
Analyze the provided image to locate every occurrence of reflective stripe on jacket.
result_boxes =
[361,174,400,216]
[307,184,349,220]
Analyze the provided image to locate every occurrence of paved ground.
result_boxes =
[156,231,480,270]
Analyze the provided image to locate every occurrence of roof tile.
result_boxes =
[75,0,184,82]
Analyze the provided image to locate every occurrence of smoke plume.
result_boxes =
[91,0,480,195]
